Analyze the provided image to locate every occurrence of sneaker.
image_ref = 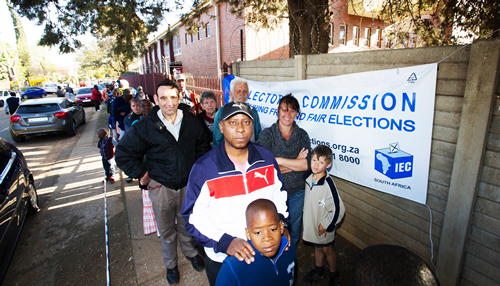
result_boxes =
[126,177,133,183]
[97,109,102,111]
[302,267,325,284]
[106,177,115,184]
[187,254,205,272]
[166,266,180,285]
[329,272,341,286]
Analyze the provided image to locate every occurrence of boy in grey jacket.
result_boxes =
[302,145,345,286]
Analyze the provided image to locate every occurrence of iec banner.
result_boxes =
[244,63,438,204]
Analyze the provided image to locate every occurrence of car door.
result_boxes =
[0,141,26,276]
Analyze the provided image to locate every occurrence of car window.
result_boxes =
[17,104,61,113]
[77,88,92,94]
[0,141,14,193]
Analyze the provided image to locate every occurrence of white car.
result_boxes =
[43,84,58,94]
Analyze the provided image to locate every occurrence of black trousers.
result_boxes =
[93,100,100,111]
[205,254,223,286]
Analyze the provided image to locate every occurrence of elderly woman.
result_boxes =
[257,94,311,246]
[197,90,218,146]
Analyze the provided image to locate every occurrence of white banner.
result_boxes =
[244,63,438,204]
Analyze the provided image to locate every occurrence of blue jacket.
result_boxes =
[181,142,289,263]
[216,236,296,286]
[212,104,262,148]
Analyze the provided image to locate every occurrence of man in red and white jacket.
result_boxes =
[182,102,290,286]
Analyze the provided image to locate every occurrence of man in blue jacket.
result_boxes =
[115,78,210,285]
[182,102,289,286]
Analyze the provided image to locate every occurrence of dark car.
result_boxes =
[75,88,93,106]
[21,87,47,99]
[0,138,39,283]
[9,98,86,142]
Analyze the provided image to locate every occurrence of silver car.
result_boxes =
[9,98,86,142]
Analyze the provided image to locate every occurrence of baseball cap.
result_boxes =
[137,86,143,90]
[176,74,186,81]
[221,102,253,121]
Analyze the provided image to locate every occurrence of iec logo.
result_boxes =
[374,143,413,179]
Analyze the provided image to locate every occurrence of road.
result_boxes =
[2,92,136,285]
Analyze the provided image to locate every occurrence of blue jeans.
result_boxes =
[288,190,305,246]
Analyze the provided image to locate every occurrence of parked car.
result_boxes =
[75,88,93,106]
[9,98,86,142]
[0,90,20,107]
[0,137,39,283]
[21,87,47,99]
[43,84,58,94]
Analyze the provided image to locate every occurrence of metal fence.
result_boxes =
[120,73,225,107]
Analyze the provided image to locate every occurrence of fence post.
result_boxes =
[436,39,500,285]
[295,55,307,80]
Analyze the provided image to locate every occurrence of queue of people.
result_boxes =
[98,74,346,286]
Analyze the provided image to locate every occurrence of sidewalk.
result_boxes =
[98,110,361,285]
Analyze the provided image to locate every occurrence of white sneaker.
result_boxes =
[97,109,101,111]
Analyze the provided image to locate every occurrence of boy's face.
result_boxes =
[311,154,332,175]
[140,101,152,116]
[131,101,140,114]
[245,209,283,257]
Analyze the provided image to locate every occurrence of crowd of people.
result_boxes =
[94,75,345,286]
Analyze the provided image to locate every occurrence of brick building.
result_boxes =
[140,0,411,79]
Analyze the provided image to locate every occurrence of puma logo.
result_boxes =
[254,169,269,184]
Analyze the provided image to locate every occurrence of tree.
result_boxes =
[10,0,179,63]
[8,1,30,80]
[379,0,499,46]
[76,37,130,78]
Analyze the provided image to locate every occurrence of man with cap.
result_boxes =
[212,77,261,148]
[115,78,210,285]
[182,101,290,286]
[176,74,194,107]
[135,86,146,100]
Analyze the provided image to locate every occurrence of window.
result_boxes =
[206,24,210,37]
[353,26,360,46]
[198,27,201,40]
[191,33,194,43]
[375,29,381,48]
[185,33,188,45]
[173,34,181,55]
[339,25,346,45]
[364,27,371,47]
[329,24,334,45]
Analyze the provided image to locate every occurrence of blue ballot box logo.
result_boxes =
[374,143,413,179]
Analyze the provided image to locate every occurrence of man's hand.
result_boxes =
[318,224,327,237]
[140,172,151,186]
[227,238,255,264]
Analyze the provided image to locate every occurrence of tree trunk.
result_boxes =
[288,0,330,57]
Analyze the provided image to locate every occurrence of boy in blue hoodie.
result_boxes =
[216,199,296,286]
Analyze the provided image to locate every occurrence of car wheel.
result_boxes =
[27,182,39,215]
[67,120,77,136]
[81,110,86,125]
[10,130,26,143]
[23,94,28,99]
[42,93,46,98]
[0,100,3,107]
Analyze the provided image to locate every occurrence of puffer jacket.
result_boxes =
[115,105,210,189]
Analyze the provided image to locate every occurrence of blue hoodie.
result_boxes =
[216,236,296,286]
